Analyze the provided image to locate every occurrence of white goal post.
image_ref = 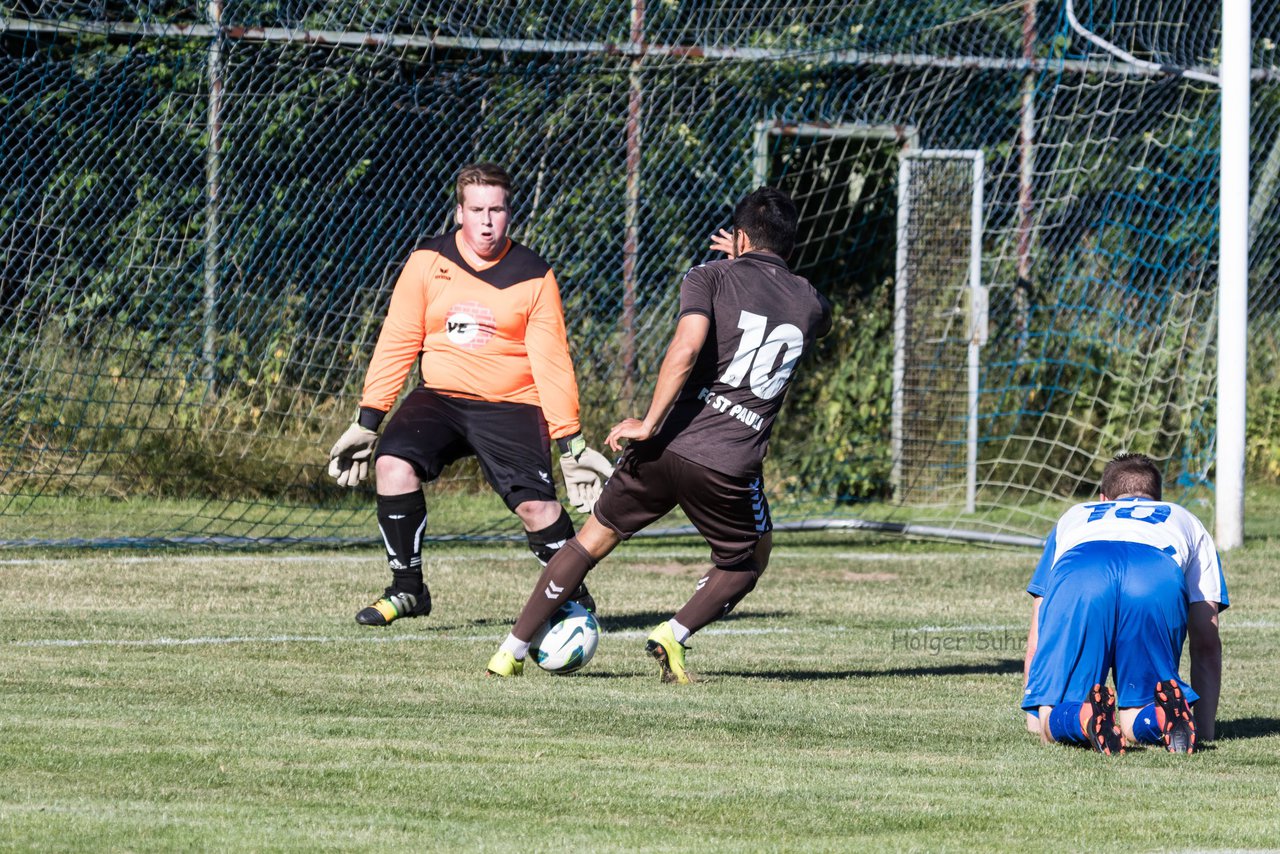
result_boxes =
[1217,0,1250,550]
[892,149,985,515]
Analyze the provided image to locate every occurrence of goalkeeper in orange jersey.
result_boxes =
[327,162,613,626]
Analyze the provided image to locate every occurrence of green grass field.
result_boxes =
[2,531,1279,852]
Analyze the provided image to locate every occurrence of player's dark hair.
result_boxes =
[1100,453,1162,500]
[733,187,798,259]
[456,162,512,205]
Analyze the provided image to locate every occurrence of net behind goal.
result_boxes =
[0,2,1275,548]
[893,150,985,515]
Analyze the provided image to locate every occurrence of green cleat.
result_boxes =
[354,588,431,626]
[485,649,524,678]
[645,622,692,684]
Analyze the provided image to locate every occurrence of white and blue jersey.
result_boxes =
[1022,497,1228,711]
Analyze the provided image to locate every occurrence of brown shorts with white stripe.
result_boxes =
[592,442,771,568]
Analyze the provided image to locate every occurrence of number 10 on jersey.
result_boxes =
[718,310,805,401]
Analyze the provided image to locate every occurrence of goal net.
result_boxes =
[893,151,984,514]
[0,1,1275,548]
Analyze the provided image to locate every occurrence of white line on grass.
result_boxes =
[913,624,1023,632]
[9,619,1268,651]
[911,622,1269,635]
[7,625,806,650]
[0,553,506,566]
[9,618,1265,651]
[0,549,982,567]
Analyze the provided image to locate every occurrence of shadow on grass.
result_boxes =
[711,657,1025,681]
[1215,717,1280,741]
[568,658,1023,681]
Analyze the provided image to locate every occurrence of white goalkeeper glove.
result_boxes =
[558,436,614,514]
[328,423,378,488]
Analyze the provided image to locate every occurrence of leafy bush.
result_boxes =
[5,323,345,502]
[1248,316,1280,482]
[768,281,895,502]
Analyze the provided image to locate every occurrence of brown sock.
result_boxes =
[512,538,597,641]
[673,562,761,635]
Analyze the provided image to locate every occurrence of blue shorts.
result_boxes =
[1022,541,1198,711]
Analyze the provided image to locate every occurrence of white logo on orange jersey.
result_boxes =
[445,301,497,350]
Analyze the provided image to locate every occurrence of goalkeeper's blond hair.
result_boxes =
[456,162,512,205]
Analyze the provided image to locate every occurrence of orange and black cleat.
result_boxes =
[1081,683,1125,756]
[1154,679,1196,754]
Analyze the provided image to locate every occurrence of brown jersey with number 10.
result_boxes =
[358,230,583,440]
[655,252,831,478]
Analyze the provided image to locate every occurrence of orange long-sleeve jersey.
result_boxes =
[358,231,582,439]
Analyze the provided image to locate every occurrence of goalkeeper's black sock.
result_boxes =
[377,490,427,596]
[525,509,576,565]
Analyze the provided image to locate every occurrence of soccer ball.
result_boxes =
[530,600,600,675]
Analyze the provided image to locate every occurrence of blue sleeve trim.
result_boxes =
[1026,525,1058,596]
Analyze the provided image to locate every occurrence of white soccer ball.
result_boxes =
[530,600,600,675]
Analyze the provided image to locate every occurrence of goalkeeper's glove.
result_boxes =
[328,423,379,488]
[557,434,615,514]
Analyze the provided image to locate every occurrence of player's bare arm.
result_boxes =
[1187,600,1221,741]
[1024,595,1044,736]
[606,313,710,451]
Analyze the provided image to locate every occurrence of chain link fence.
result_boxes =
[2,1,1278,547]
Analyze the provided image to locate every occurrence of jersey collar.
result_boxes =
[736,250,790,271]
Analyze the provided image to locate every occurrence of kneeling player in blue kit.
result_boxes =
[1022,453,1227,755]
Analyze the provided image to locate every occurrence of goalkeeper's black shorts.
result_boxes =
[376,387,557,508]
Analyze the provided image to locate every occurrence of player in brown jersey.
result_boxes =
[487,187,831,680]
[326,163,613,626]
